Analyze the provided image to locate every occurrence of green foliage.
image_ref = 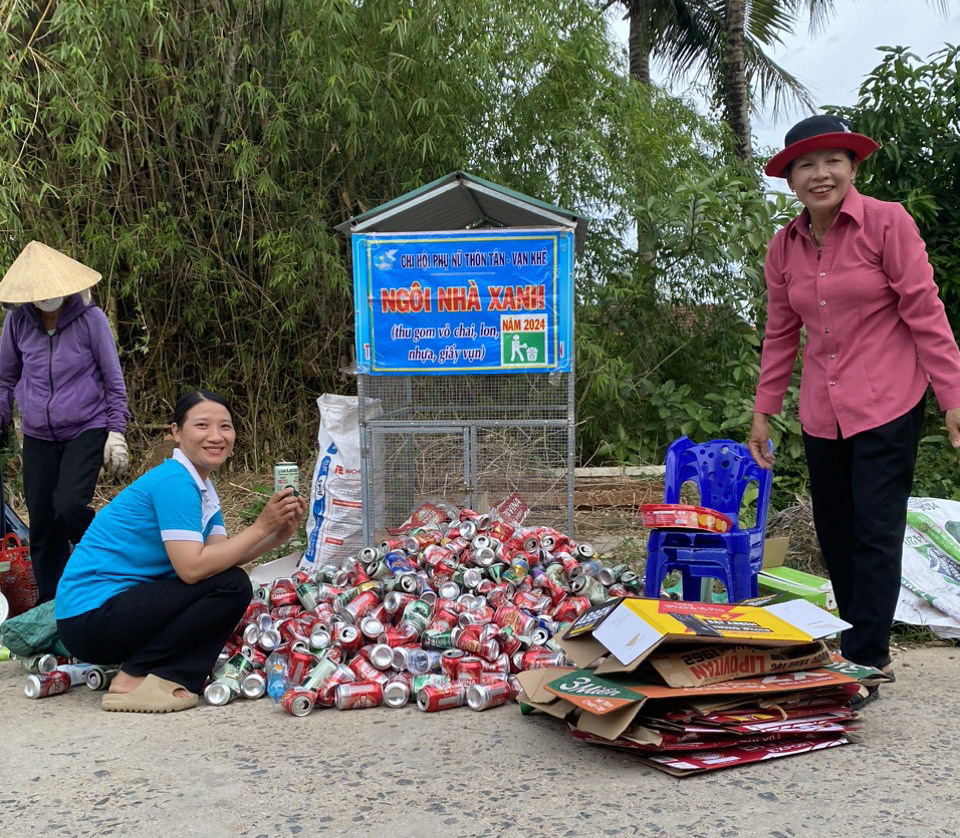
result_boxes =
[240,485,272,524]
[0,0,650,464]
[830,45,960,316]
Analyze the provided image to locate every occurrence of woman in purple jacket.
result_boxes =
[0,242,130,604]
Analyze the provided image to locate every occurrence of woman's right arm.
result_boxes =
[0,310,23,429]
[165,490,305,584]
[750,239,802,468]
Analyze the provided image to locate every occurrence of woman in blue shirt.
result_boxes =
[56,390,305,713]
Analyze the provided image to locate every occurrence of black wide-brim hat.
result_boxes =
[765,114,880,178]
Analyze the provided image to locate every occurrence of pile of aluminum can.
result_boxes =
[206,504,642,716]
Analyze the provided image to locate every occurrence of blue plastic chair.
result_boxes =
[643,436,773,603]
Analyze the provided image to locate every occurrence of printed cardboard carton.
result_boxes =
[560,597,849,670]
[543,665,860,740]
[648,640,832,687]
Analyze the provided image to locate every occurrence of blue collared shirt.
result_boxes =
[55,448,227,619]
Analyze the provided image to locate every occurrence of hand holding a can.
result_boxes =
[257,488,307,545]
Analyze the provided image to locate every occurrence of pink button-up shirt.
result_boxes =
[754,187,960,439]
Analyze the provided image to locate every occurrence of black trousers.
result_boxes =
[23,428,107,604]
[802,397,925,669]
[56,567,252,694]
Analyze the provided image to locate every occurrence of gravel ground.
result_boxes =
[2,645,960,838]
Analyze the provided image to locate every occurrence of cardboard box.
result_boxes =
[760,536,837,611]
[559,596,850,672]
[540,664,862,740]
[648,640,833,688]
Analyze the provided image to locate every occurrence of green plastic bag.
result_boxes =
[0,600,71,657]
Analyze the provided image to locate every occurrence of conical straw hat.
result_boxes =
[0,241,102,304]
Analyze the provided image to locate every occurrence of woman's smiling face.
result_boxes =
[171,399,235,478]
[787,148,858,219]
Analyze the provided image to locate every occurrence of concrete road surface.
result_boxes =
[2,645,959,838]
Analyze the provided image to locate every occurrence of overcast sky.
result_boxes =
[754,0,960,155]
[610,0,960,156]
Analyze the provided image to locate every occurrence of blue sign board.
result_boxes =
[353,228,574,375]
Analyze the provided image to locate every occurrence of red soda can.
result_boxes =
[489,520,516,543]
[417,682,467,712]
[383,677,411,708]
[411,529,443,549]
[466,679,512,710]
[422,544,456,569]
[280,687,317,717]
[316,664,356,707]
[516,648,569,671]
[242,599,268,624]
[606,583,631,598]
[270,578,299,608]
[486,583,514,608]
[314,582,344,602]
[481,653,511,675]
[378,624,419,647]
[292,569,313,585]
[349,655,389,684]
[279,619,309,645]
[495,627,522,656]
[342,589,381,622]
[457,657,484,683]
[273,604,304,619]
[24,671,71,699]
[534,573,567,605]
[312,602,336,625]
[457,610,489,628]
[440,648,465,679]
[287,649,315,686]
[552,595,591,623]
[493,603,534,635]
[383,591,418,618]
[427,606,459,632]
[331,623,363,654]
[477,639,500,662]
[475,579,496,597]
[344,558,371,585]
[335,681,384,710]
[379,536,408,553]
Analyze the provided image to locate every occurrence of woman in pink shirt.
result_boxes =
[749,114,960,708]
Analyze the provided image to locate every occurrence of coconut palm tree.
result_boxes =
[612,0,950,160]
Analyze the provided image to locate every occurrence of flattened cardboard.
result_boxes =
[648,640,832,688]
[561,597,846,670]
[541,664,858,741]
[515,667,578,719]
[543,669,646,715]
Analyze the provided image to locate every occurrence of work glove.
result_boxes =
[103,431,129,476]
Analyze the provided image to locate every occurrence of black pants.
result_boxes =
[23,428,107,604]
[57,567,252,694]
[803,397,925,669]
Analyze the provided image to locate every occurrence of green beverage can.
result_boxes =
[422,629,457,650]
[302,656,338,691]
[213,652,254,683]
[411,673,451,691]
[295,582,318,612]
[402,599,433,632]
[273,462,300,495]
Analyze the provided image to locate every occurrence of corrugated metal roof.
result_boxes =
[334,171,588,253]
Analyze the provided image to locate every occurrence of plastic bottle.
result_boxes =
[405,648,442,675]
[266,651,290,702]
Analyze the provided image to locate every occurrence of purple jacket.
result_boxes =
[0,295,129,441]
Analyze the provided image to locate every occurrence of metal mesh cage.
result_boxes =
[358,372,574,540]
